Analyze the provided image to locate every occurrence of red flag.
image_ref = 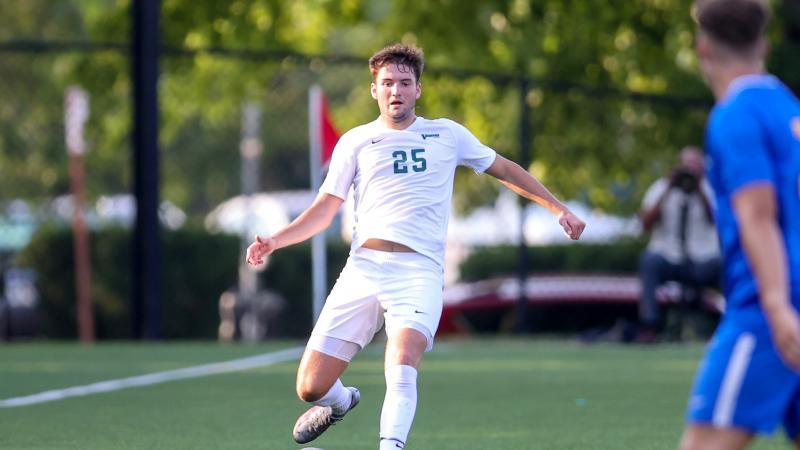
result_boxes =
[308,85,340,323]
[319,94,340,168]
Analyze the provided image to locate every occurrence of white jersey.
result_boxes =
[320,116,497,268]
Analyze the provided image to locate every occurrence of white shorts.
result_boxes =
[309,246,444,353]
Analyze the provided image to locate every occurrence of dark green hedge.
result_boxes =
[15,226,351,339]
[458,238,647,282]
[16,226,239,339]
[16,225,644,339]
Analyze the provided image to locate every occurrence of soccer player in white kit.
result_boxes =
[246,44,586,449]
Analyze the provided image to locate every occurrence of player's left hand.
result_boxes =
[766,306,800,371]
[558,211,586,240]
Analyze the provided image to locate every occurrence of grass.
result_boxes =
[0,338,793,449]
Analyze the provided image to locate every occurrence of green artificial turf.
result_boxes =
[0,339,793,449]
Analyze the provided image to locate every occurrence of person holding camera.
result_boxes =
[637,146,721,341]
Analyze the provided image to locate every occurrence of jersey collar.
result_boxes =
[373,115,422,131]
[722,74,780,104]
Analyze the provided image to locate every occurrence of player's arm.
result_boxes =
[485,154,585,240]
[733,183,800,369]
[246,193,344,266]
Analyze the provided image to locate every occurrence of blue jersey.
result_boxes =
[688,75,800,437]
[705,74,800,315]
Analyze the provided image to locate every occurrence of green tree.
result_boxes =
[1,0,797,218]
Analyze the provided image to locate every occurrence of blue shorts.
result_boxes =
[686,314,800,437]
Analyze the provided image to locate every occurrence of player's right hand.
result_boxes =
[246,235,277,267]
[766,306,800,370]
[558,211,586,241]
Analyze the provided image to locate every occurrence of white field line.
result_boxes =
[0,345,304,408]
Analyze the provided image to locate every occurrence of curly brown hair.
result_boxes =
[368,44,425,83]
[695,0,770,50]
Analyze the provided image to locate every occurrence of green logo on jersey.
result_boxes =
[421,133,439,140]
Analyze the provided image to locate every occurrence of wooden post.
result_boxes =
[65,86,95,342]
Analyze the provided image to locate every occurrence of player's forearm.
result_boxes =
[271,194,341,250]
[740,215,790,316]
[498,162,570,217]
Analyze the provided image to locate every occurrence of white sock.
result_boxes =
[313,378,352,415]
[379,365,418,449]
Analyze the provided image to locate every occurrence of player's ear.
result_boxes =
[695,34,713,61]
[415,82,421,99]
[755,38,769,61]
[371,82,377,100]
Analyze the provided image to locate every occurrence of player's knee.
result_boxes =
[682,427,719,450]
[388,351,419,367]
[679,426,748,450]
[385,329,428,368]
[678,434,696,450]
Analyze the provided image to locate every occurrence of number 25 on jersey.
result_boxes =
[392,148,427,174]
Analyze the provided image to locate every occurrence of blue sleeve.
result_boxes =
[712,105,775,195]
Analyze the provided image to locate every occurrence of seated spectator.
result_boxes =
[637,146,721,342]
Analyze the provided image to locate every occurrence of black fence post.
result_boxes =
[131,0,163,340]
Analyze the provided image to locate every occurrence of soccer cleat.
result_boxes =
[292,387,360,444]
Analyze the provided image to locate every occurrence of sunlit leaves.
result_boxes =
[2,0,796,220]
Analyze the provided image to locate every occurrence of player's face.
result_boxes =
[371,63,421,128]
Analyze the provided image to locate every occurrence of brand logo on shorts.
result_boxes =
[791,117,800,142]
[413,309,426,315]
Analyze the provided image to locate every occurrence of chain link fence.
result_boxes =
[1,48,713,224]
[0,37,711,338]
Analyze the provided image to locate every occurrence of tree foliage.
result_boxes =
[1,0,798,218]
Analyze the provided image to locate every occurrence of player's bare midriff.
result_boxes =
[361,238,416,253]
